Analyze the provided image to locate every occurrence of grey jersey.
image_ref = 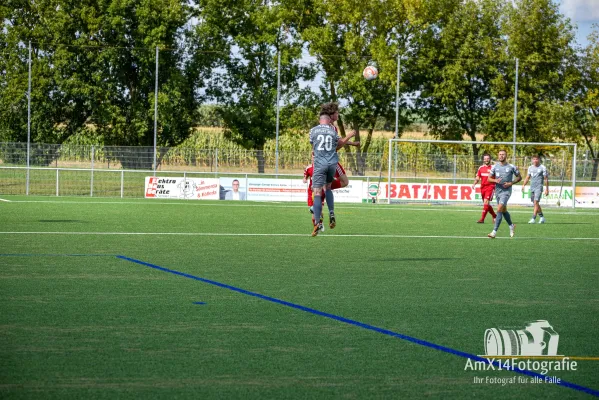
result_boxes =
[490,162,521,194]
[527,164,548,192]
[310,124,339,166]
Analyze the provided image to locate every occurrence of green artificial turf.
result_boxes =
[0,196,598,399]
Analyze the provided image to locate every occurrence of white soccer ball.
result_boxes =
[363,66,378,81]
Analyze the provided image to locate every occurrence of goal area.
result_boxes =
[382,139,578,208]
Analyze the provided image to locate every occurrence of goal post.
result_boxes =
[386,139,578,208]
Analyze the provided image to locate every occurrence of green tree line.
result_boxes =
[1,0,597,177]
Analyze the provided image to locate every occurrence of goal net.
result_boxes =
[379,139,578,208]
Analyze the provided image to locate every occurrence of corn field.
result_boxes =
[1,129,596,181]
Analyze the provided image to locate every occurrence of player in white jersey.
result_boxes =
[521,155,549,224]
[487,150,522,238]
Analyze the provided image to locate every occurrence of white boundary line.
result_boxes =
[3,199,599,215]
[0,231,598,240]
[0,198,11,202]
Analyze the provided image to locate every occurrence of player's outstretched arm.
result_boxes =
[472,176,480,188]
[302,165,311,184]
[521,175,530,188]
[336,130,357,149]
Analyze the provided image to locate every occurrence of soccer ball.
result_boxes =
[363,66,378,81]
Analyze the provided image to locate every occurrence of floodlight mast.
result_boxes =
[387,139,577,208]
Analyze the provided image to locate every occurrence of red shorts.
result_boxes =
[306,163,345,206]
[335,163,346,177]
[480,186,494,201]
[307,186,326,207]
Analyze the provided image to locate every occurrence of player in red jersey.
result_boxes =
[472,153,497,223]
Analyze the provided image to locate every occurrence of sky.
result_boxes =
[558,0,599,47]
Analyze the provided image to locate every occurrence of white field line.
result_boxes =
[4,199,599,216]
[0,231,598,240]
[0,198,11,202]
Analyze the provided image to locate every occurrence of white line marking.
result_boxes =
[0,232,597,240]
[0,198,11,202]
[4,199,599,216]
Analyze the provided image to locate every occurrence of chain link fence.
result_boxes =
[1,141,598,197]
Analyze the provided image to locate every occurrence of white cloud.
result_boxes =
[560,0,599,23]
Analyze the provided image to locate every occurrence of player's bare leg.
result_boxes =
[338,174,349,188]
[331,164,348,190]
[488,203,503,238]
[529,200,537,223]
[489,203,514,238]
[536,201,545,223]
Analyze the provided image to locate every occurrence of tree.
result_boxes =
[300,0,414,175]
[0,0,207,168]
[577,26,599,180]
[410,0,505,164]
[537,26,599,180]
[0,0,64,148]
[84,0,200,168]
[487,0,577,145]
[194,0,311,173]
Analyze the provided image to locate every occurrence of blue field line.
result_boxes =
[0,253,118,257]
[116,255,599,398]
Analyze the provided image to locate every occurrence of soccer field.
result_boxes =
[0,196,598,399]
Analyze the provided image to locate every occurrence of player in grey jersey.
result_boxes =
[487,149,522,238]
[521,155,548,224]
[309,113,355,236]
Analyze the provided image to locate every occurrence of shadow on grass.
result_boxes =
[38,220,84,223]
[539,222,592,225]
[371,258,458,262]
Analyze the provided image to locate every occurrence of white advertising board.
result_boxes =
[367,182,579,207]
[246,178,363,203]
[144,177,220,199]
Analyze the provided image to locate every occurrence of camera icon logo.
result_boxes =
[484,320,559,356]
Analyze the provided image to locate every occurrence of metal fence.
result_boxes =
[0,166,479,198]
[3,142,597,177]
[1,141,597,197]
[0,142,389,175]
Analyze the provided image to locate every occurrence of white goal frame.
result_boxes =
[387,139,578,207]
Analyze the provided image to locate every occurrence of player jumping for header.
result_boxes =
[309,113,355,236]
[319,102,360,189]
[487,149,522,239]
[521,155,549,224]
[472,153,497,224]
